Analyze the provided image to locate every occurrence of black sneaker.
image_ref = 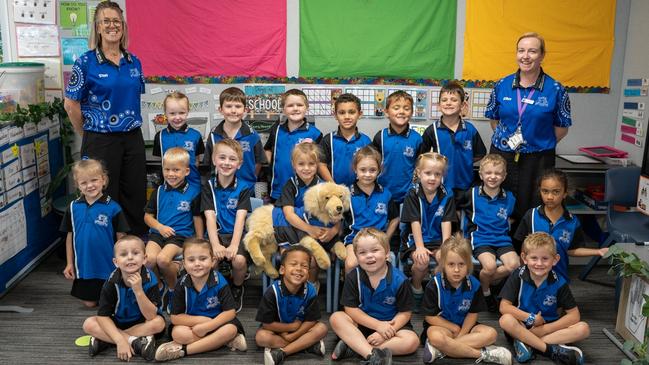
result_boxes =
[88,336,110,357]
[485,294,499,313]
[304,339,325,357]
[264,348,286,365]
[132,335,156,361]
[549,344,584,365]
[331,340,357,360]
[361,348,392,365]
[231,284,244,313]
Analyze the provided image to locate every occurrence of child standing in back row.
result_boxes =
[265,89,322,201]
[61,159,129,307]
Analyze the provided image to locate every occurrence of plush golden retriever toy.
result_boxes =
[243,182,351,278]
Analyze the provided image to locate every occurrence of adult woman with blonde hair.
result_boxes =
[64,1,147,234]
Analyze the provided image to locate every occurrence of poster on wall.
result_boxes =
[0,200,27,266]
[244,85,285,134]
[345,88,387,118]
[13,0,56,25]
[16,25,59,57]
[59,1,88,30]
[303,88,343,117]
[61,38,89,65]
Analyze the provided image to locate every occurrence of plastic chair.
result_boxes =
[580,166,649,280]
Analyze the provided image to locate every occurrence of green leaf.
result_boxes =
[624,340,635,350]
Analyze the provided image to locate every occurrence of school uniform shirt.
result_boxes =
[275,176,323,210]
[320,128,372,187]
[341,264,414,322]
[514,206,585,280]
[499,265,577,322]
[255,279,320,324]
[65,49,145,133]
[144,181,201,238]
[460,186,516,250]
[153,124,205,187]
[401,183,457,249]
[420,118,486,191]
[171,269,236,317]
[343,182,399,245]
[60,194,129,280]
[422,272,486,329]
[97,266,161,324]
[485,69,572,153]
[373,125,423,203]
[202,120,267,189]
[201,176,252,234]
[264,119,323,199]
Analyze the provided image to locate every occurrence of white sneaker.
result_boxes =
[227,333,247,352]
[154,341,185,362]
[476,345,512,365]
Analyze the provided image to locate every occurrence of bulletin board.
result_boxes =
[0,119,64,297]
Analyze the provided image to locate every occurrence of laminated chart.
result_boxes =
[0,200,27,266]
[387,88,428,120]
[345,88,387,118]
[303,88,343,116]
[467,89,491,120]
[429,87,442,120]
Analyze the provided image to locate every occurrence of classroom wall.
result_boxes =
[613,0,649,165]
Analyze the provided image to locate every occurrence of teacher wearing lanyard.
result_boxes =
[64,1,147,234]
[485,32,572,230]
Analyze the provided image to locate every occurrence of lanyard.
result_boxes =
[516,88,536,127]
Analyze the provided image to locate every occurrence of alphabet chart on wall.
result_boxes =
[345,88,387,118]
[303,88,343,116]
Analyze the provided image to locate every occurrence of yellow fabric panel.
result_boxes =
[462,0,616,87]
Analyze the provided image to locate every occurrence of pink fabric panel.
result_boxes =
[126,0,286,77]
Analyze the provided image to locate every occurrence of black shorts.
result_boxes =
[170,317,245,336]
[218,233,249,258]
[71,278,105,302]
[357,321,414,339]
[113,316,166,339]
[148,232,187,248]
[400,243,441,262]
[275,226,338,252]
[420,320,480,344]
[473,245,516,260]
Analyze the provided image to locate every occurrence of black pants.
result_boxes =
[490,146,555,251]
[81,129,147,235]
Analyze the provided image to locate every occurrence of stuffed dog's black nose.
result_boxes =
[336,206,342,212]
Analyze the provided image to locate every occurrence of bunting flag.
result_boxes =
[462,0,616,87]
[125,0,286,77]
[299,0,456,79]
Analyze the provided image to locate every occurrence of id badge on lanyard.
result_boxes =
[512,88,535,162]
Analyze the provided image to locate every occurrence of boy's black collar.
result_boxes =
[358,263,393,288]
[110,266,152,287]
[387,124,411,137]
[519,265,559,284]
[478,185,507,200]
[163,180,189,193]
[166,124,189,133]
[278,277,308,297]
[213,174,238,189]
[213,119,253,137]
[334,127,362,140]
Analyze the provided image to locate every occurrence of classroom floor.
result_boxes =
[0,251,626,365]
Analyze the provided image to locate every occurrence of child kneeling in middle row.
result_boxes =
[422,233,512,364]
[331,228,419,364]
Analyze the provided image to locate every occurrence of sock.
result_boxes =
[483,288,491,296]
[127,336,137,346]
[182,344,188,355]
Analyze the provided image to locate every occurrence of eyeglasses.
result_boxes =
[101,18,122,27]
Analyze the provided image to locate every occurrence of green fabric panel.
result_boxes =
[299,0,456,79]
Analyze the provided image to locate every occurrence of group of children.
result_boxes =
[59,82,609,364]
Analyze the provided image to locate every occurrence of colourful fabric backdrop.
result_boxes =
[125,0,286,77]
[299,0,456,79]
[462,0,616,87]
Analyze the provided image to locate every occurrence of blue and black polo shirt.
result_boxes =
[60,194,129,280]
[499,265,577,322]
[341,264,414,321]
[201,176,252,234]
[256,279,320,324]
[420,118,486,191]
[97,266,161,324]
[514,205,585,280]
[171,269,236,317]
[401,183,456,249]
[203,120,267,189]
[144,181,201,238]
[422,272,485,329]
[272,206,337,249]
[275,176,322,210]
[153,124,205,187]
[459,185,516,250]
[343,182,399,245]
[320,128,371,187]
[373,125,422,203]
[485,69,573,153]
[264,119,323,199]
[65,48,145,133]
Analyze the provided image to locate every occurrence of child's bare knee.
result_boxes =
[499,313,517,329]
[172,326,194,343]
[427,330,447,347]
[150,316,166,333]
[484,326,498,343]
[575,322,590,338]
[157,255,172,268]
[82,317,99,334]
[312,322,328,337]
